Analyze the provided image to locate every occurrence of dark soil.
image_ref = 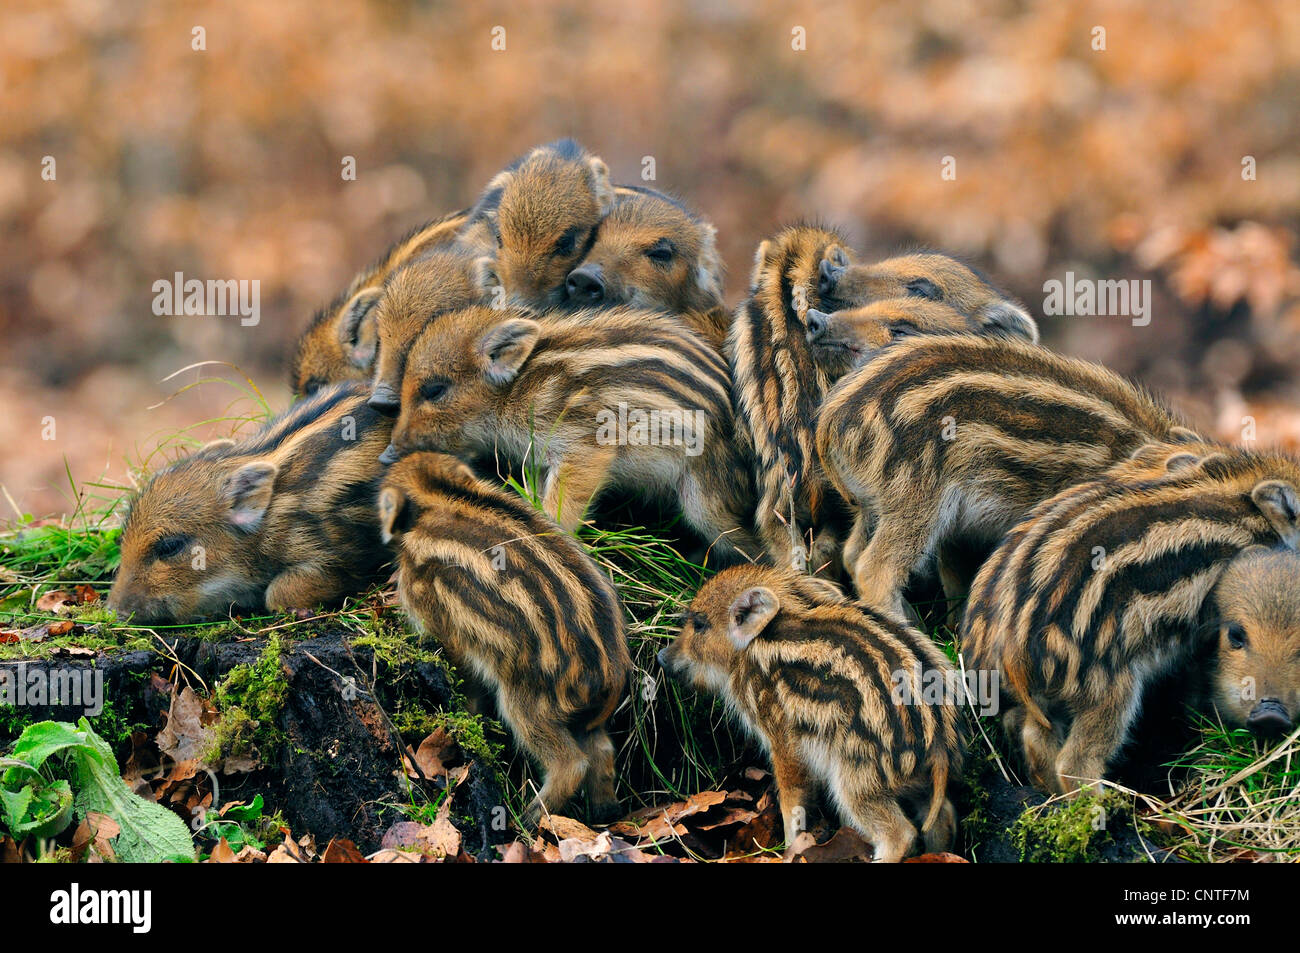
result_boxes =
[2,625,1195,862]
[0,633,512,855]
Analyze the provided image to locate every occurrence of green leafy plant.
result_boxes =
[202,794,285,854]
[1,718,195,862]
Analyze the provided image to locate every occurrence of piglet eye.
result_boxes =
[646,240,675,265]
[153,535,189,561]
[420,380,450,402]
[1225,624,1247,650]
[905,277,942,301]
[555,226,584,257]
[889,321,920,340]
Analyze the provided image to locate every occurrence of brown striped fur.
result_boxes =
[379,451,630,825]
[815,334,1195,619]
[659,564,964,861]
[465,138,615,310]
[805,297,1039,385]
[725,225,858,577]
[365,247,494,414]
[108,383,393,622]
[961,448,1300,794]
[816,250,1032,329]
[384,305,761,561]
[565,186,729,350]
[291,209,473,396]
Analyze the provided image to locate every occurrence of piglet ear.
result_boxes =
[435,455,479,486]
[1163,451,1202,472]
[1252,480,1300,549]
[587,156,615,216]
[472,170,513,219]
[339,288,382,369]
[727,586,781,649]
[477,318,540,386]
[224,461,278,532]
[473,256,499,298]
[1168,426,1204,443]
[694,223,725,303]
[376,486,414,544]
[198,438,236,455]
[748,240,773,292]
[978,301,1039,344]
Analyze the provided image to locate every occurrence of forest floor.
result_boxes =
[1,489,1297,864]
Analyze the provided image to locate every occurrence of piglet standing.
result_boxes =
[659,565,965,862]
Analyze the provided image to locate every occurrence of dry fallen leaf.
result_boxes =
[538,814,601,843]
[35,590,74,612]
[156,687,217,764]
[156,686,258,774]
[557,830,659,863]
[402,727,462,782]
[322,838,368,863]
[207,838,237,863]
[784,828,875,863]
[71,585,99,604]
[903,852,969,863]
[1,836,21,864]
[609,789,728,844]
[378,797,461,861]
[71,812,120,863]
[50,645,96,659]
[368,849,425,863]
[34,586,98,614]
[497,841,530,863]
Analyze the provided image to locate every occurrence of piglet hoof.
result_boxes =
[587,801,623,827]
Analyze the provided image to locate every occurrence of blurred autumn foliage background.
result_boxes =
[1,0,1298,517]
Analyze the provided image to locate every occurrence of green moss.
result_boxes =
[0,621,152,661]
[1011,789,1132,862]
[207,636,288,763]
[0,703,38,746]
[436,708,505,767]
[388,688,506,788]
[191,620,249,643]
[68,604,117,626]
[33,846,77,863]
[351,614,440,669]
